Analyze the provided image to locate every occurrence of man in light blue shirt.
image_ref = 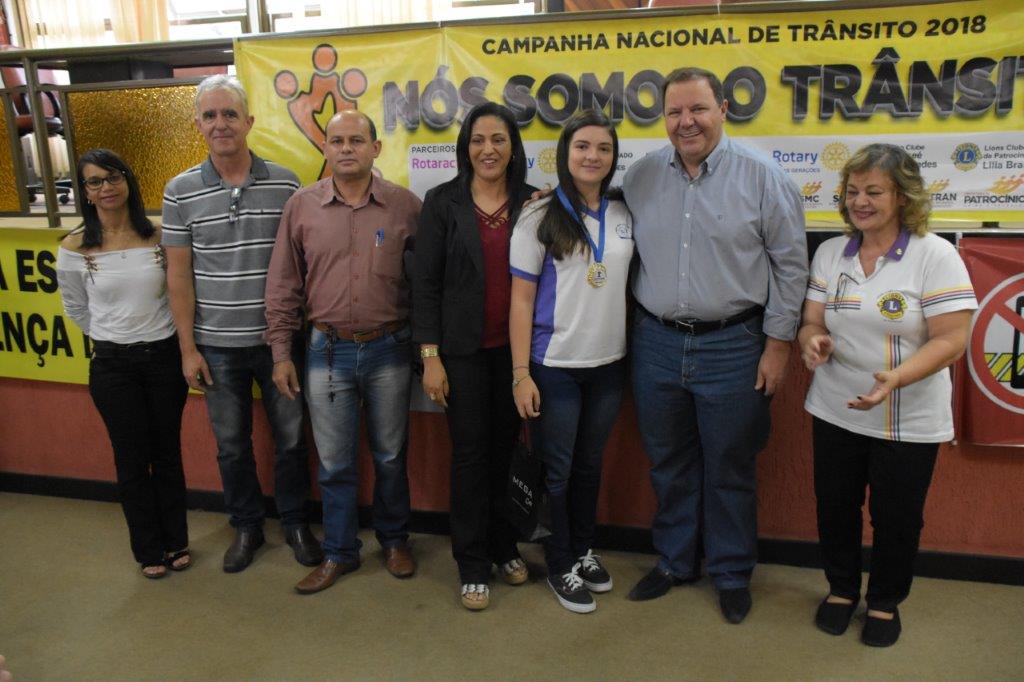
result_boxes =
[623,67,807,624]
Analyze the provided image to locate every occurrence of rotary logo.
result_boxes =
[821,142,850,171]
[537,147,557,174]
[951,143,980,171]
[273,44,369,179]
[877,291,908,321]
[987,174,1024,195]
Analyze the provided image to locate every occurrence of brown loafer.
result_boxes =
[383,543,416,579]
[295,559,360,594]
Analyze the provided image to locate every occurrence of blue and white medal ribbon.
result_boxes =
[555,185,609,288]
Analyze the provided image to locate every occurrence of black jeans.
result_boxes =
[88,336,189,566]
[812,417,939,611]
[444,346,522,583]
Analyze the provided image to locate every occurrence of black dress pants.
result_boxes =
[88,336,189,567]
[444,345,522,583]
[812,417,939,611]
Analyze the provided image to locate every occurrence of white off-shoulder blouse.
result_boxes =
[56,245,176,343]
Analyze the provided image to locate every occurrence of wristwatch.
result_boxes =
[420,346,439,359]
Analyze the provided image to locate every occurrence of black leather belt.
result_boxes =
[91,335,177,356]
[640,305,764,336]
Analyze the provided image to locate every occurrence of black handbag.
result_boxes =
[505,424,551,541]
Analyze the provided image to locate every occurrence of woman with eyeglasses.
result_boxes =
[57,149,190,579]
[509,109,633,614]
[798,144,976,646]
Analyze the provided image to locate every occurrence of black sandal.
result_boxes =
[165,549,192,572]
[141,563,168,579]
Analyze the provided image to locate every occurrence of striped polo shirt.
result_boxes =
[804,230,977,442]
[161,154,300,347]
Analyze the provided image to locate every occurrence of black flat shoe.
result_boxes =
[719,587,752,624]
[862,608,901,647]
[627,567,686,602]
[815,596,859,635]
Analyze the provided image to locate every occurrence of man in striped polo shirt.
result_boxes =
[163,75,322,574]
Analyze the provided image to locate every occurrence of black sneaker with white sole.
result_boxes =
[548,565,596,613]
[577,550,613,592]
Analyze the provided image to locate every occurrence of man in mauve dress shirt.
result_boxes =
[623,67,808,623]
[265,110,422,594]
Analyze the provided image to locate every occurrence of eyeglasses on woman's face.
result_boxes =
[83,170,126,190]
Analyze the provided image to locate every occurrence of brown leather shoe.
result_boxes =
[383,543,416,578]
[294,559,360,594]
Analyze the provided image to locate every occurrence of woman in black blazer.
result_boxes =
[412,102,537,610]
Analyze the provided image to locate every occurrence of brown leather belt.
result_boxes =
[312,320,406,343]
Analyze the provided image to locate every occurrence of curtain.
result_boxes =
[21,0,106,48]
[110,0,169,43]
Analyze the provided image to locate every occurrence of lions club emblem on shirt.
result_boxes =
[877,291,908,320]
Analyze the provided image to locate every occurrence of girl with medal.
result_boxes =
[509,109,634,614]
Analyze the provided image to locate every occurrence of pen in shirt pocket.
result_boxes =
[375,229,384,247]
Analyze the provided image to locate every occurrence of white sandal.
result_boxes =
[461,583,489,610]
[500,558,529,586]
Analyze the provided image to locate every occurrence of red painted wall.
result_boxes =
[2,347,1021,558]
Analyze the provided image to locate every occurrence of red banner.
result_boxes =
[957,237,1024,446]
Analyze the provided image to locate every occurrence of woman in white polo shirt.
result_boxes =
[509,109,633,614]
[798,144,976,647]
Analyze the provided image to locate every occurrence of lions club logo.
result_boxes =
[274,44,369,179]
[951,143,980,172]
[877,291,908,320]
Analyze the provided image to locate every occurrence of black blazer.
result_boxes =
[412,176,538,356]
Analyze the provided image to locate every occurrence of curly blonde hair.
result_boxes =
[838,143,931,236]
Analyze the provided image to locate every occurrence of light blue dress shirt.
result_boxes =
[623,133,808,341]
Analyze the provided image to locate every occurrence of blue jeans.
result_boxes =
[631,313,770,590]
[199,344,310,530]
[304,325,412,563]
[530,359,626,576]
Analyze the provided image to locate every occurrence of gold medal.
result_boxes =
[586,262,608,288]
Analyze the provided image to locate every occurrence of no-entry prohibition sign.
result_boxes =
[967,272,1024,415]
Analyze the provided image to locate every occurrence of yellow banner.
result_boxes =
[236,0,1024,222]
[0,228,89,384]
[235,29,445,188]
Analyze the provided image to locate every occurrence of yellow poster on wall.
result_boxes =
[0,228,89,384]
[236,0,1024,222]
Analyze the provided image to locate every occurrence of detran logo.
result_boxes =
[274,44,369,179]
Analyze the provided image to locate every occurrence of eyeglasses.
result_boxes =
[83,170,126,190]
[829,272,860,312]
[228,186,242,224]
